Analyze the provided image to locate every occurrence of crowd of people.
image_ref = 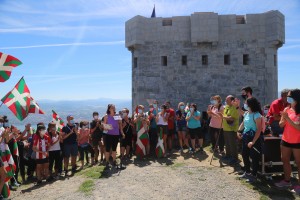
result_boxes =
[0,86,299,198]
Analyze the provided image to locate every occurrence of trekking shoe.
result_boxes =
[292,185,300,195]
[229,158,239,165]
[246,174,257,183]
[0,194,7,200]
[36,180,42,185]
[178,148,183,154]
[275,180,292,188]
[72,167,77,174]
[199,147,204,152]
[46,176,53,182]
[239,172,251,179]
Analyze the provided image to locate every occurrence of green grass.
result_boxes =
[186,171,193,175]
[76,165,105,179]
[78,179,95,195]
[170,162,185,170]
[239,178,299,200]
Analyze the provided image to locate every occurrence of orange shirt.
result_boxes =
[282,108,300,144]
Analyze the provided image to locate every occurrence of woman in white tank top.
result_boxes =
[156,105,169,154]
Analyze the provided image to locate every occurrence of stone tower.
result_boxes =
[125,11,285,111]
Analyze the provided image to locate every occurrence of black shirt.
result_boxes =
[62,124,77,144]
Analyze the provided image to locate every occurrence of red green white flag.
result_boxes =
[1,77,31,121]
[135,126,149,158]
[52,110,65,132]
[1,183,10,198]
[156,127,165,158]
[0,52,22,82]
[29,97,45,114]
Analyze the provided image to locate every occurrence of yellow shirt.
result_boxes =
[223,105,239,132]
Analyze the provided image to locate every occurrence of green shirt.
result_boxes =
[223,105,239,132]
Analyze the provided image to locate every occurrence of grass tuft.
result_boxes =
[78,179,94,195]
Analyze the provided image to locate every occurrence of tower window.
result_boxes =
[224,54,230,65]
[243,54,249,65]
[202,55,208,65]
[162,19,172,26]
[161,56,168,66]
[236,15,246,24]
[134,57,138,68]
[182,56,187,66]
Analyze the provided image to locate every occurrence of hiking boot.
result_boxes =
[178,148,183,154]
[275,180,292,188]
[239,172,251,179]
[36,180,42,185]
[104,162,110,170]
[246,174,257,183]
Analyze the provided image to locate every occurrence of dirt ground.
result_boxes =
[10,148,263,200]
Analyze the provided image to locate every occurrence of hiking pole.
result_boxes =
[210,118,224,165]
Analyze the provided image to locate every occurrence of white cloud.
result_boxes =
[0,40,125,50]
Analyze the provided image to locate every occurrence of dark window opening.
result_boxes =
[161,56,168,66]
[162,19,172,26]
[134,57,137,68]
[236,15,246,24]
[202,55,208,65]
[182,56,187,66]
[243,54,249,65]
[224,54,230,65]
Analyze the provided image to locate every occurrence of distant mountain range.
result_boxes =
[0,98,131,128]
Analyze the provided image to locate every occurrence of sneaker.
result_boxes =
[104,162,110,170]
[239,172,251,179]
[292,185,300,195]
[229,158,239,165]
[199,147,204,152]
[178,148,183,154]
[36,180,42,185]
[246,174,257,183]
[275,180,292,188]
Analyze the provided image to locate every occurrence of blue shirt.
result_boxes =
[243,112,262,133]
[187,111,201,129]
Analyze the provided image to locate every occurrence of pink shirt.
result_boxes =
[78,128,90,145]
[209,105,224,129]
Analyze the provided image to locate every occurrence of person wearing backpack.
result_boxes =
[237,97,263,182]
[207,95,224,153]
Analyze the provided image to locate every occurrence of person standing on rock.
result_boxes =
[156,104,169,156]
[176,102,188,153]
[103,104,125,169]
[165,101,175,154]
[90,112,104,164]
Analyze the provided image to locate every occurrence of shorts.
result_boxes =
[281,140,300,149]
[157,125,168,136]
[121,133,133,148]
[91,132,102,147]
[177,126,187,132]
[36,158,49,164]
[64,143,79,157]
[105,134,119,152]
[188,127,202,139]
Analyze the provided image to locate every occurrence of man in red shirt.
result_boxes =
[268,89,290,135]
[165,101,175,153]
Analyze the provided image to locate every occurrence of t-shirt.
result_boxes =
[33,135,51,159]
[149,109,158,129]
[243,112,262,133]
[223,105,239,132]
[282,108,300,144]
[268,98,290,124]
[78,128,90,146]
[62,124,77,144]
[48,133,61,151]
[90,120,102,135]
[176,110,187,127]
[167,108,175,130]
[186,111,201,129]
[209,105,224,129]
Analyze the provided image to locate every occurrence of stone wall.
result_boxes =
[126,11,285,111]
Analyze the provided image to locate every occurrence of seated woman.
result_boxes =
[275,89,300,194]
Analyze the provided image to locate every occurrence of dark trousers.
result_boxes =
[11,155,19,183]
[242,135,262,176]
[49,150,62,174]
[209,127,224,151]
[149,128,158,155]
[78,144,95,161]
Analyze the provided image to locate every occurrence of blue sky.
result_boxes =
[0,0,299,101]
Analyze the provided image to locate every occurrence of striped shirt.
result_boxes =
[33,135,51,159]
